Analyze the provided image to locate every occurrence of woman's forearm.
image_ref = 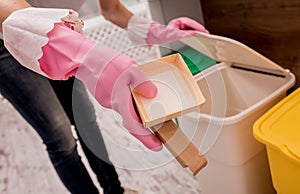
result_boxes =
[0,0,30,32]
[97,0,133,28]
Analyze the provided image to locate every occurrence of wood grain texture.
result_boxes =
[201,0,300,89]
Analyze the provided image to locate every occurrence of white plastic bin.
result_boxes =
[178,33,295,194]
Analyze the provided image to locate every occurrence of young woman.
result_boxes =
[0,0,208,193]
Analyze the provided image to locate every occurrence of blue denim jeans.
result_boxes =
[0,39,124,194]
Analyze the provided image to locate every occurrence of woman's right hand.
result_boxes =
[3,8,163,151]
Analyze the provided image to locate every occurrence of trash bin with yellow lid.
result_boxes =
[253,87,300,194]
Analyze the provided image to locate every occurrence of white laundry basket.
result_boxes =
[82,3,160,63]
[178,32,295,194]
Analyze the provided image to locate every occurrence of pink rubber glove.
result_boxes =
[127,15,209,46]
[3,8,162,151]
[39,23,162,151]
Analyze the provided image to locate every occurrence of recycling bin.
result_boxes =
[254,87,300,194]
[178,32,295,194]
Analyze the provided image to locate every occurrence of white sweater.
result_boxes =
[0,0,87,40]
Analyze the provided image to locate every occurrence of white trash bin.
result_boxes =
[178,33,295,194]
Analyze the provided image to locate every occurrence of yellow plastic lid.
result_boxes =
[253,87,300,163]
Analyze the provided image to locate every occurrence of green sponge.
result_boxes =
[169,46,217,75]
